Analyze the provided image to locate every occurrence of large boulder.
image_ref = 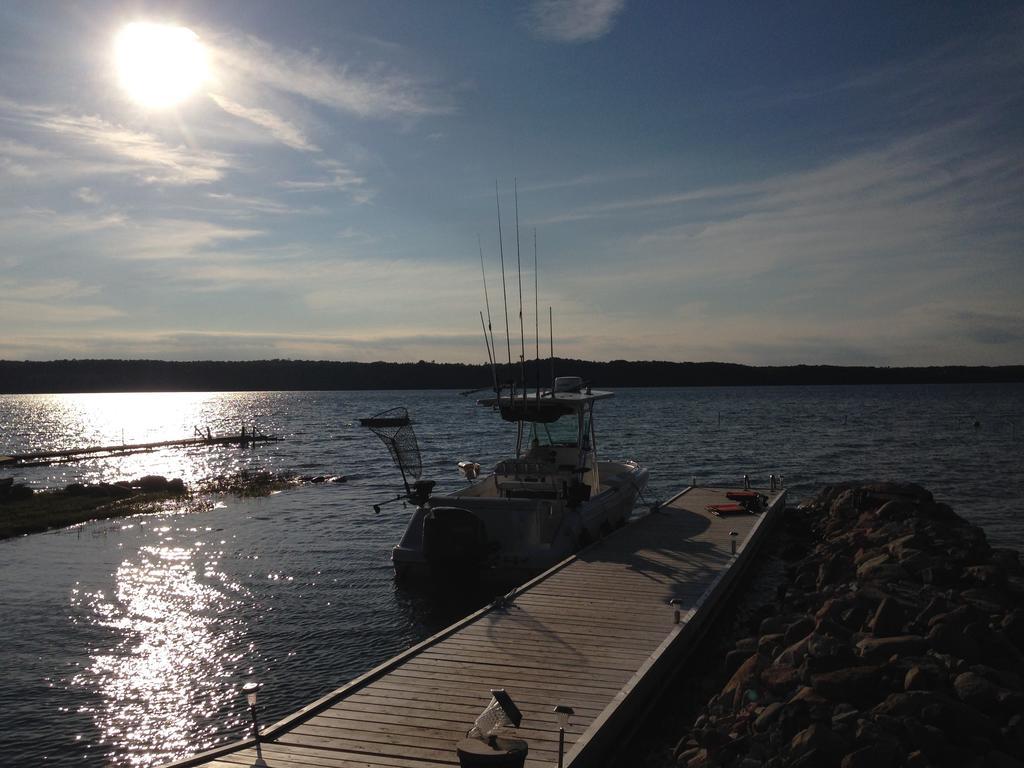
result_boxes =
[856,635,927,662]
[812,665,883,705]
[789,723,849,764]
[136,475,169,492]
[953,672,1000,714]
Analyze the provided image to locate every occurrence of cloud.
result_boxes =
[0,138,57,159]
[527,0,626,43]
[212,33,452,118]
[0,138,57,179]
[952,310,1024,346]
[204,192,312,217]
[0,100,231,185]
[38,112,229,184]
[208,93,320,152]
[0,207,128,239]
[74,187,102,204]
[0,277,122,326]
[110,219,264,260]
[528,116,1024,365]
[0,208,261,262]
[0,328,487,362]
[280,159,373,203]
[550,119,1023,283]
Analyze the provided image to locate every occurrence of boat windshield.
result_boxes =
[527,410,591,448]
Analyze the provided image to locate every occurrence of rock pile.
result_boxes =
[0,476,34,502]
[673,482,1024,768]
[63,475,187,497]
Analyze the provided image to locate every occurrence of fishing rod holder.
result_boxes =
[410,479,436,506]
[372,494,405,514]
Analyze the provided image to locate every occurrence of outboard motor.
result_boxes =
[423,506,488,575]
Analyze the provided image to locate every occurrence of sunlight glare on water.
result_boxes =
[11,392,278,488]
[70,528,250,767]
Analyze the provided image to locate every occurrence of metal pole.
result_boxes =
[558,727,565,768]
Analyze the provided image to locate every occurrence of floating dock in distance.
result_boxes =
[0,432,281,468]
[162,485,786,768]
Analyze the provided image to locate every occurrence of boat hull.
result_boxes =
[392,461,648,584]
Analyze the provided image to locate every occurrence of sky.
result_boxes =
[0,1,1022,366]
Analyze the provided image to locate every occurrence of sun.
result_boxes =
[115,22,209,109]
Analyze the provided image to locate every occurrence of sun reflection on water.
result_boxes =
[70,526,252,766]
[5,391,286,489]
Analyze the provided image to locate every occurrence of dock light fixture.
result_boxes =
[769,474,776,491]
[242,681,262,743]
[553,705,574,768]
[730,530,738,555]
[668,598,684,624]
[743,474,750,490]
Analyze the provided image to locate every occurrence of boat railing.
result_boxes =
[494,459,556,480]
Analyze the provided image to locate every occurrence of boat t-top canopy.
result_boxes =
[478,388,613,424]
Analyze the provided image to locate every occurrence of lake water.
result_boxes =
[1,385,1021,766]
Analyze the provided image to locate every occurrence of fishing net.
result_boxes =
[361,407,422,482]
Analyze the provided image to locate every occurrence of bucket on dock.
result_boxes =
[456,736,528,768]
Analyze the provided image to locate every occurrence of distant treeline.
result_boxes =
[1,359,1022,394]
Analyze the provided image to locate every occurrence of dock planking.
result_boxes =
[164,485,785,768]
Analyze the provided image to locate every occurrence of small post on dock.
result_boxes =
[242,682,262,744]
[554,705,574,768]
[769,474,776,491]
[730,531,738,555]
[743,474,750,490]
[668,598,683,624]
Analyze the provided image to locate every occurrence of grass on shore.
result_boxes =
[0,470,320,539]
[0,490,200,539]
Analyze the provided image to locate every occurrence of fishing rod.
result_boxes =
[514,178,526,409]
[478,236,498,393]
[495,182,513,385]
[480,310,496,392]
[534,228,540,409]
[549,306,555,388]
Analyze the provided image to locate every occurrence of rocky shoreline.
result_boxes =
[667,482,1024,768]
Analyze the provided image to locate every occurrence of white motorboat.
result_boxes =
[364,376,649,584]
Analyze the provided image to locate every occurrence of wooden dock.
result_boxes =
[165,485,786,768]
[0,431,280,468]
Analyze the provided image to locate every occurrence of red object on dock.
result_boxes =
[706,503,747,516]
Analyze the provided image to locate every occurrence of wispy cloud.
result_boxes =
[527,0,626,43]
[74,186,102,204]
[0,208,261,261]
[204,192,312,217]
[38,112,229,184]
[532,116,1024,365]
[280,159,373,203]
[0,329,485,362]
[0,100,231,185]
[213,33,452,118]
[208,93,320,152]
[0,277,122,326]
[951,310,1024,346]
[0,207,128,239]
